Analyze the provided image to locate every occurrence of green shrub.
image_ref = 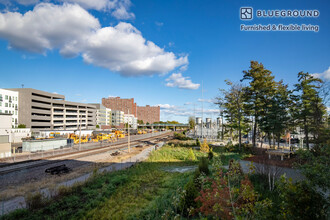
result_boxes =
[179,179,199,216]
[277,176,329,219]
[198,157,209,175]
[196,138,201,146]
[208,148,214,160]
[187,148,196,161]
[174,132,192,140]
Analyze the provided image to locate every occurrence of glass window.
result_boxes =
[9,103,11,107]
[5,103,8,107]
[0,110,2,113]
[15,111,17,115]
[5,95,8,100]
[0,102,1,107]
[5,110,8,113]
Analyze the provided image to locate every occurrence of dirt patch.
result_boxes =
[243,148,298,168]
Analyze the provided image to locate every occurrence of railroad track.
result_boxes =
[0,132,172,176]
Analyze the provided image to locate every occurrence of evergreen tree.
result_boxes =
[222,80,248,150]
[241,61,277,147]
[294,72,325,149]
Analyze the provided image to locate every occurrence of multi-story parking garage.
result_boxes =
[8,88,96,131]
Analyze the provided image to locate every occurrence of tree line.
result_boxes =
[216,61,329,150]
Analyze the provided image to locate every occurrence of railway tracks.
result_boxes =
[0,132,172,176]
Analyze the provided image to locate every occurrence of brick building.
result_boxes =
[137,105,160,124]
[102,97,137,117]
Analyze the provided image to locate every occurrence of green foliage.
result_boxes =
[173,132,192,140]
[241,61,277,147]
[196,138,201,146]
[221,80,248,149]
[296,145,330,191]
[198,157,209,175]
[294,72,326,149]
[17,124,26,128]
[149,145,204,162]
[225,143,253,154]
[188,116,196,130]
[95,124,100,128]
[137,119,144,124]
[208,147,214,160]
[276,175,329,219]
[187,148,196,161]
[179,179,199,216]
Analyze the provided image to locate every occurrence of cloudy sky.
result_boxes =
[0,0,329,122]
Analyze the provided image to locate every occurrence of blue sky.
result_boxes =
[0,0,329,123]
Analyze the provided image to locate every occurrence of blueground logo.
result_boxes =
[240,7,253,20]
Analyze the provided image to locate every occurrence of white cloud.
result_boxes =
[62,0,110,10]
[157,104,176,109]
[0,3,188,76]
[313,66,330,80]
[165,73,199,90]
[0,0,135,19]
[0,0,39,6]
[82,22,188,76]
[198,98,214,103]
[111,0,134,19]
[0,3,100,54]
[158,103,219,118]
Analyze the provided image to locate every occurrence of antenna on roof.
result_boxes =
[21,84,24,88]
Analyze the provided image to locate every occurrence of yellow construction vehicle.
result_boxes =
[97,133,110,141]
[115,130,125,138]
[69,134,80,144]
[49,132,61,138]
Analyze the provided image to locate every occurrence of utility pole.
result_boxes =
[201,81,204,139]
[127,109,130,153]
[79,113,81,151]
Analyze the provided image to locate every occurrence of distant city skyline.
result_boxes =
[0,0,329,123]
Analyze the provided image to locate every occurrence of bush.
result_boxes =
[225,143,253,154]
[208,148,214,160]
[187,148,196,161]
[198,157,209,175]
[174,132,192,140]
[196,138,201,146]
[277,176,329,219]
[17,124,26,128]
[179,179,199,216]
[200,139,209,153]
